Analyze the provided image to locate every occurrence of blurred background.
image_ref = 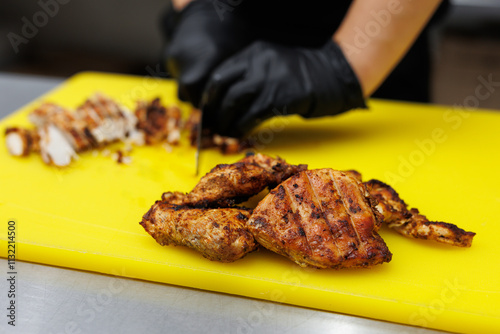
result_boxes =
[0,0,499,109]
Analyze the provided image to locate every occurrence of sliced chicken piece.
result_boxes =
[186,109,253,154]
[135,98,182,145]
[30,102,95,152]
[166,106,182,144]
[6,93,195,167]
[38,124,78,167]
[77,93,137,145]
[212,134,253,155]
[29,102,71,127]
[29,94,137,152]
[140,202,257,262]
[247,169,392,269]
[365,179,476,247]
[5,127,40,156]
[239,152,308,185]
[180,153,307,207]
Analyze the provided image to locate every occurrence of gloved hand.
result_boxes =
[164,0,255,107]
[202,40,367,137]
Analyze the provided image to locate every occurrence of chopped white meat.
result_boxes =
[39,125,78,167]
[5,131,25,156]
[4,127,40,156]
[125,129,146,146]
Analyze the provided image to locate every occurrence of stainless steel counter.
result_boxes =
[0,73,442,334]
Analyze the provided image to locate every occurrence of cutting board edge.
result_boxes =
[0,239,496,334]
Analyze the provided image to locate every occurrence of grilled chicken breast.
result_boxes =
[171,153,307,207]
[247,169,392,269]
[140,157,475,267]
[140,202,257,262]
[141,154,305,262]
[365,179,475,247]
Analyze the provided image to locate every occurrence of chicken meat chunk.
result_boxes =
[365,179,475,247]
[247,169,392,269]
[162,153,307,207]
[185,108,254,154]
[140,202,257,262]
[134,98,182,145]
[5,127,40,157]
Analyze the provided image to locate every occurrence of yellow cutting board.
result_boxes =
[1,72,499,333]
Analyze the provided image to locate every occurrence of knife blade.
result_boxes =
[195,110,203,176]
[195,93,208,176]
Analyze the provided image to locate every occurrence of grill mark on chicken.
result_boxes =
[318,170,360,260]
[249,185,310,264]
[305,171,337,243]
[331,172,393,265]
[305,172,322,211]
[281,182,313,258]
[83,127,99,147]
[329,170,362,247]
[300,172,339,260]
[248,169,392,269]
[329,171,371,244]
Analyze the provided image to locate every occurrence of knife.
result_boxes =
[195,93,208,176]
[195,112,203,176]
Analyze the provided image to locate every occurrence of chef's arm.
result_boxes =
[171,0,444,137]
[334,0,442,97]
[171,0,193,10]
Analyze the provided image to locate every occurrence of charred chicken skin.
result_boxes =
[365,179,475,247]
[141,202,256,262]
[135,98,182,145]
[247,169,392,269]
[162,153,307,208]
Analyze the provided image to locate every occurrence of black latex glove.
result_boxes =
[164,0,255,107]
[202,40,367,137]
